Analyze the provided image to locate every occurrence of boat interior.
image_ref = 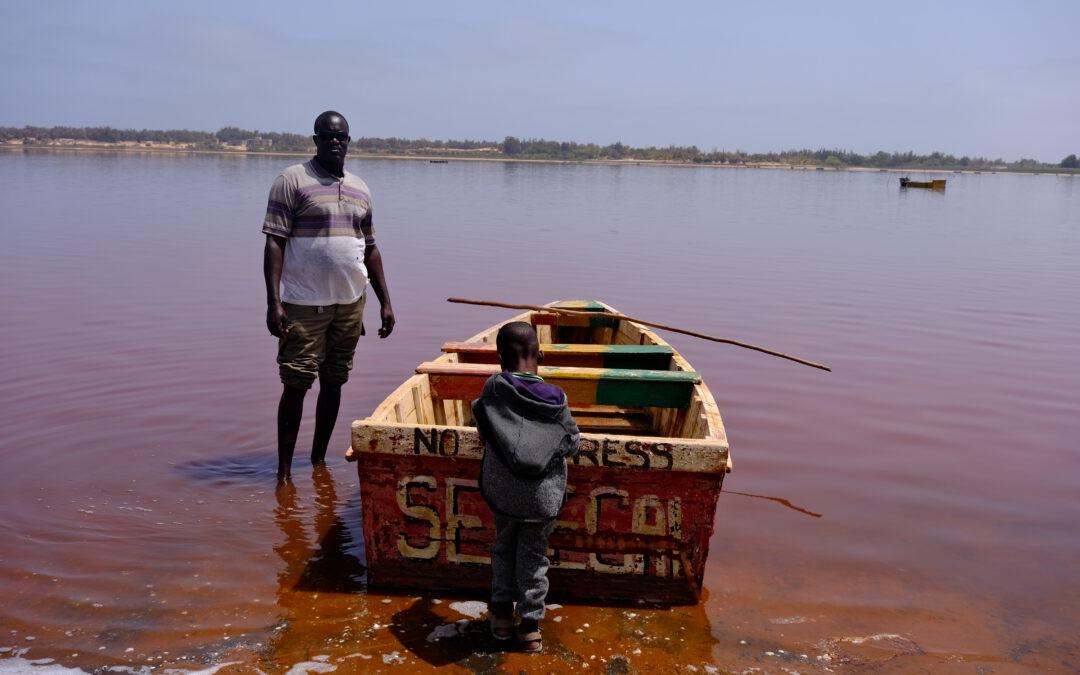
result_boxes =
[366,305,722,441]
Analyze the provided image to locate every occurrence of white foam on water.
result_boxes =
[0,658,88,675]
[447,601,487,619]
[836,632,913,647]
[167,665,249,675]
[118,663,242,675]
[425,624,460,643]
[0,657,260,675]
[282,661,335,675]
[426,619,470,643]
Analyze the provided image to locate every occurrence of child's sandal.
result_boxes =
[489,614,515,641]
[517,629,542,653]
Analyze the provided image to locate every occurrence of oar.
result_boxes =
[447,297,831,372]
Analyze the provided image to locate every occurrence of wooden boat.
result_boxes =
[348,300,730,604]
[900,177,946,190]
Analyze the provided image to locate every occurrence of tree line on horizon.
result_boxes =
[2,125,1076,171]
[500,136,1078,171]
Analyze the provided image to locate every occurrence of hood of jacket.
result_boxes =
[474,373,577,477]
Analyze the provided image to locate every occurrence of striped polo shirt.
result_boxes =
[262,160,375,305]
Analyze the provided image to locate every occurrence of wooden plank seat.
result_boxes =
[527,303,621,342]
[571,414,657,435]
[528,301,610,326]
[568,404,658,435]
[547,301,609,312]
[417,361,701,408]
[441,341,674,370]
[531,312,619,329]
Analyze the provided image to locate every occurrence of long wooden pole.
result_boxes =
[447,298,831,372]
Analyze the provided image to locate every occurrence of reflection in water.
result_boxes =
[723,490,823,518]
[263,465,374,668]
[272,481,307,605]
[273,465,366,599]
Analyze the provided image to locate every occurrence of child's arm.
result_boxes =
[564,431,581,457]
[561,397,581,457]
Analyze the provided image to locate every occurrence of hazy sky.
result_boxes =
[2,0,1077,162]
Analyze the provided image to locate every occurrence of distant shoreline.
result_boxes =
[2,141,1075,177]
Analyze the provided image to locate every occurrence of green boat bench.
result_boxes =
[416,361,701,408]
[440,341,674,370]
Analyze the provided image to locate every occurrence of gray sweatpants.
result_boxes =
[490,513,555,621]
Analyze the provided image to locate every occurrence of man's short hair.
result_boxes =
[314,110,347,133]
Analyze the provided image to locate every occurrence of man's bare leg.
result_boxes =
[311,382,341,465]
[277,385,307,485]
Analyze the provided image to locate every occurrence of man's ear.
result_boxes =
[538,350,545,364]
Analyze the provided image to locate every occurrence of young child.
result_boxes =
[471,321,580,653]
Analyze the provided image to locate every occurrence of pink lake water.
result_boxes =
[1,150,1078,674]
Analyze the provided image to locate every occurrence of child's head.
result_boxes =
[496,321,541,373]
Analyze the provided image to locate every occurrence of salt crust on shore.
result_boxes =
[0,647,268,675]
[283,660,335,675]
[0,657,86,675]
[0,657,250,675]
[426,619,470,643]
[448,600,487,619]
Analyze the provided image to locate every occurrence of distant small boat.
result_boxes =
[900,177,946,190]
[429,159,448,164]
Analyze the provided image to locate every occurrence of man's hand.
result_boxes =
[378,304,395,338]
[267,301,289,338]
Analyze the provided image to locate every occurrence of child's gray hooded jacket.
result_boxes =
[472,373,580,522]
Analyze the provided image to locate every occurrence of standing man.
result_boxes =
[262,110,394,486]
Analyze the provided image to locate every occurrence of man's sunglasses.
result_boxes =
[316,130,351,142]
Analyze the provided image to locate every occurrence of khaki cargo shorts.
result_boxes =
[277,295,365,390]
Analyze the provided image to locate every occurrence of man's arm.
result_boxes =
[264,234,289,338]
[364,238,395,338]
